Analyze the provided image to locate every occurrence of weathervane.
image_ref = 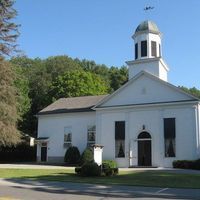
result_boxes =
[144,6,154,12]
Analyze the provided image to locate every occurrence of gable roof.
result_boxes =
[38,95,108,116]
[93,71,199,109]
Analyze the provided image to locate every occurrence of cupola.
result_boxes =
[127,20,169,81]
[133,20,161,60]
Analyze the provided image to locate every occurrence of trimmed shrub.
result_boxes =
[102,160,118,176]
[80,162,101,177]
[64,146,80,165]
[102,160,117,168]
[79,148,93,166]
[173,159,200,170]
[102,167,119,176]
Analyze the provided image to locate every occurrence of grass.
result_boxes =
[0,168,199,189]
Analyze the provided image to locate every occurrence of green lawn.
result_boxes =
[0,168,199,189]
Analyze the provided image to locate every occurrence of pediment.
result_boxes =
[95,71,198,108]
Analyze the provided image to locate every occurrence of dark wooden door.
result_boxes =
[138,140,151,166]
[41,146,47,162]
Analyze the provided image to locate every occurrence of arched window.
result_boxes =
[138,131,151,139]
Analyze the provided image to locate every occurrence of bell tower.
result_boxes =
[127,20,169,81]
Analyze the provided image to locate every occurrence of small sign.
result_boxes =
[92,144,104,166]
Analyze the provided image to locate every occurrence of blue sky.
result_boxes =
[15,0,200,88]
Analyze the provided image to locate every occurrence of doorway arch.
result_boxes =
[137,131,152,166]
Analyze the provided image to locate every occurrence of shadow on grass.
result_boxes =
[4,170,200,199]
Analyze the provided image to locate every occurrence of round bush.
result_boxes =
[102,160,117,168]
[64,146,80,165]
[81,162,101,177]
[79,148,93,166]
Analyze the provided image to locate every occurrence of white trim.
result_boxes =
[93,71,199,110]
[94,100,199,111]
[135,138,152,141]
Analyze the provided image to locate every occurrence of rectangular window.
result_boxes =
[115,121,125,158]
[164,118,176,157]
[141,40,147,57]
[151,41,157,57]
[135,43,138,59]
[87,125,96,147]
[64,126,72,148]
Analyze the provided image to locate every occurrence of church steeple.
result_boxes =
[127,20,169,81]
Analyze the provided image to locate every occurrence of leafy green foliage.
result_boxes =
[0,58,20,146]
[102,160,117,168]
[109,66,128,91]
[44,56,81,81]
[79,148,93,166]
[102,160,118,176]
[64,146,80,165]
[0,0,21,146]
[179,86,200,99]
[80,162,101,177]
[50,70,109,100]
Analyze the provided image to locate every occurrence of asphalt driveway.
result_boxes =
[0,178,199,200]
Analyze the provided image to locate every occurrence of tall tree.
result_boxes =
[0,0,20,146]
[0,58,20,146]
[179,86,200,99]
[0,0,19,56]
[50,70,109,100]
[109,66,128,91]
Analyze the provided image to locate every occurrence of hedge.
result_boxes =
[0,144,36,162]
[173,159,200,170]
[75,159,119,177]
[75,162,101,176]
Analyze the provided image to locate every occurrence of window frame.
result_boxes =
[151,41,157,57]
[87,125,96,147]
[141,40,147,57]
[64,126,72,148]
[115,121,125,158]
[163,118,176,158]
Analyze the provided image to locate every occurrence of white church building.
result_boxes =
[36,21,200,167]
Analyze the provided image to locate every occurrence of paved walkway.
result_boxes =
[0,178,199,199]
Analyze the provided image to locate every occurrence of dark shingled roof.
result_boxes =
[38,95,108,115]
